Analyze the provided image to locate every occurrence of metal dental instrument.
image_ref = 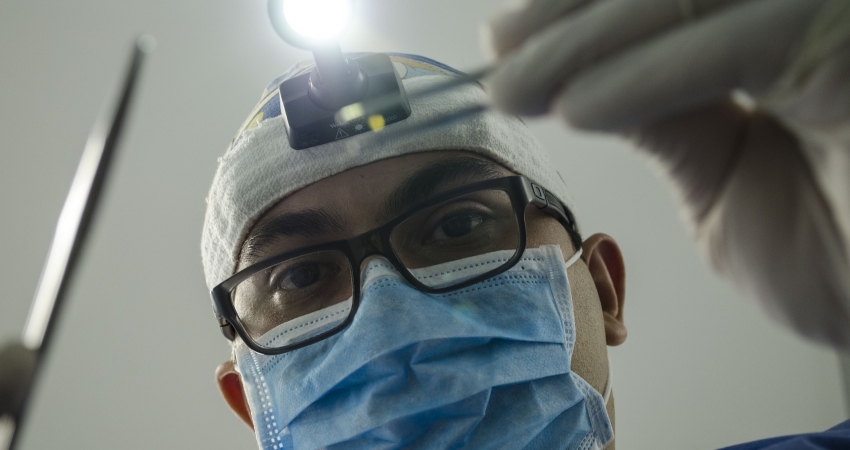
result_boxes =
[0,36,153,450]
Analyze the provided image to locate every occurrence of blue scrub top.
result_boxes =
[720,419,850,449]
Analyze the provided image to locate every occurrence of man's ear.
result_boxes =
[216,360,254,430]
[582,233,627,346]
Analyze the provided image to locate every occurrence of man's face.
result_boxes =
[217,150,627,434]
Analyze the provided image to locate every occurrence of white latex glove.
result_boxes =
[483,0,850,349]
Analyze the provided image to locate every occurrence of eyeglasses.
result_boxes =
[211,175,576,355]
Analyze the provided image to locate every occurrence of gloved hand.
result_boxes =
[482,0,850,349]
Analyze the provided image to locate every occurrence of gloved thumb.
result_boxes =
[482,0,592,61]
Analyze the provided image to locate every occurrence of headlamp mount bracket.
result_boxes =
[278,53,411,150]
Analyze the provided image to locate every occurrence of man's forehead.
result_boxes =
[254,151,511,225]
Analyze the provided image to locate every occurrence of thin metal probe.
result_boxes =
[0,36,153,450]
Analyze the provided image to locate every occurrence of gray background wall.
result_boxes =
[0,0,846,448]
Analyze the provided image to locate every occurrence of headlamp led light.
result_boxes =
[267,0,411,150]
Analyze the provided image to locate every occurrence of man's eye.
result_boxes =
[426,212,484,242]
[277,262,335,290]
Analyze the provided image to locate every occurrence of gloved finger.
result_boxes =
[625,99,750,222]
[483,0,596,60]
[705,113,850,349]
[554,0,828,131]
[486,0,742,116]
[635,105,850,349]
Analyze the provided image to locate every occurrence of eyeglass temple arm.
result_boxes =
[529,182,565,219]
[529,183,582,251]
[219,317,237,341]
[210,285,238,341]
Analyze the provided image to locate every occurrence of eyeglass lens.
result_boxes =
[389,189,519,288]
[233,249,353,342]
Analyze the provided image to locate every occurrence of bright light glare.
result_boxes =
[284,0,353,44]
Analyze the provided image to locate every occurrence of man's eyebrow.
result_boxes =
[241,209,346,263]
[380,156,505,220]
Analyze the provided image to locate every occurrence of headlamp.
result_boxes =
[267,0,411,150]
[274,0,353,49]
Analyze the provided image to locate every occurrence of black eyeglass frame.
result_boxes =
[211,175,577,355]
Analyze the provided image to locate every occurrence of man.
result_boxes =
[204,54,622,448]
[202,0,850,447]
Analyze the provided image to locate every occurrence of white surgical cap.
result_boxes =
[201,53,573,290]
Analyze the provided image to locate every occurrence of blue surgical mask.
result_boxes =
[234,245,614,450]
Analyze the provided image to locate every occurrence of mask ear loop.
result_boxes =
[602,355,613,406]
[564,248,583,268]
